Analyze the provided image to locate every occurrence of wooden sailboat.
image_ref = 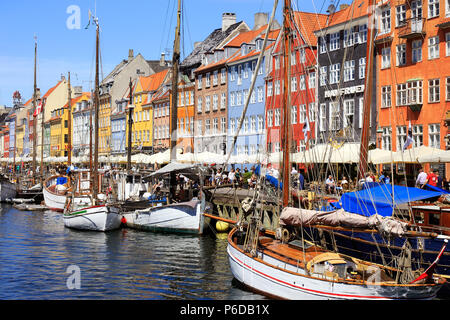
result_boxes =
[122,0,209,235]
[226,0,446,300]
[63,17,121,232]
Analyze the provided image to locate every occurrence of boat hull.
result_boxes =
[0,180,17,202]
[122,200,205,235]
[64,205,122,231]
[227,229,443,300]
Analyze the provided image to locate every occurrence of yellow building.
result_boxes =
[128,69,169,154]
[41,76,71,158]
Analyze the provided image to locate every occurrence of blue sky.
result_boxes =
[0,0,328,106]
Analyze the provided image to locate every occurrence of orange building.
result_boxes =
[375,0,450,179]
[176,76,195,153]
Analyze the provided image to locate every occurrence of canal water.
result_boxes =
[0,204,266,300]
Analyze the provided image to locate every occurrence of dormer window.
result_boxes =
[256,39,262,51]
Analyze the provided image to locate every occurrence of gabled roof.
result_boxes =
[42,80,63,99]
[317,0,369,32]
[62,92,91,109]
[293,11,328,46]
[180,21,247,69]
[139,69,170,93]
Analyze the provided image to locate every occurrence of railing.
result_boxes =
[397,17,426,39]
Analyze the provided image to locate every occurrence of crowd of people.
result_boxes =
[416,167,447,190]
[209,166,259,188]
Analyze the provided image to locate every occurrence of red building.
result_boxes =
[265,11,328,155]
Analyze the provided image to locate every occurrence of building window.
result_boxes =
[243,63,249,79]
[267,110,273,128]
[236,91,242,105]
[447,0,450,16]
[213,118,218,134]
[344,60,355,82]
[343,99,355,128]
[344,29,354,47]
[258,115,264,133]
[381,47,391,69]
[429,123,440,148]
[396,44,406,66]
[230,66,235,81]
[274,56,280,70]
[329,102,340,131]
[319,66,327,86]
[205,119,210,135]
[290,51,296,66]
[229,118,235,134]
[237,65,242,85]
[319,103,326,132]
[428,36,440,59]
[205,95,210,112]
[221,68,226,84]
[291,76,297,92]
[299,75,306,90]
[412,124,423,147]
[412,40,422,63]
[275,80,281,95]
[446,33,450,56]
[359,58,366,79]
[319,36,327,54]
[359,24,367,43]
[397,83,408,106]
[212,94,218,111]
[395,4,406,26]
[397,126,407,150]
[267,82,273,97]
[299,104,307,123]
[221,93,226,109]
[382,127,391,150]
[257,86,263,102]
[308,71,316,89]
[381,86,392,108]
[213,70,218,86]
[299,49,306,63]
[329,63,340,84]
[446,77,450,101]
[429,79,440,103]
[407,80,423,105]
[274,108,280,126]
[250,116,256,133]
[205,72,210,87]
[230,92,235,106]
[250,90,256,104]
[429,0,440,18]
[309,102,316,122]
[380,7,391,34]
[330,32,340,51]
[291,105,298,124]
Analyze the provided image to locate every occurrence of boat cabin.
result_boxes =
[411,205,450,236]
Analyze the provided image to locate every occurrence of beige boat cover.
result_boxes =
[280,207,408,237]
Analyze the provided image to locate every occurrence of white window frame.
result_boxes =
[412,40,422,63]
[428,36,440,60]
[330,32,340,51]
[396,44,406,66]
[344,60,355,82]
[428,78,440,103]
[428,0,440,19]
[429,123,440,148]
[381,85,392,108]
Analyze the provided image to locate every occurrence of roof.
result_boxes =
[225,24,271,47]
[42,80,63,99]
[139,69,170,93]
[63,92,91,108]
[293,11,328,46]
[180,21,246,69]
[321,0,369,30]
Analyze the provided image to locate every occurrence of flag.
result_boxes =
[33,101,42,117]
[85,9,92,29]
[403,121,413,151]
[410,239,448,284]
[303,117,310,142]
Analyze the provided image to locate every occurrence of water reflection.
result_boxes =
[0,205,265,300]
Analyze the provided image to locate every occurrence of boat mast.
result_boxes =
[92,18,100,201]
[169,0,181,202]
[281,0,292,207]
[357,0,375,180]
[127,77,133,174]
[32,37,37,184]
[67,72,72,166]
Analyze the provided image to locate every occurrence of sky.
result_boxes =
[0,0,331,106]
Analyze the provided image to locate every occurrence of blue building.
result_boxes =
[111,99,127,156]
[226,27,278,168]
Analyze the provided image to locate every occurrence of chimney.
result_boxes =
[254,12,268,30]
[326,4,336,14]
[339,4,350,10]
[222,13,236,32]
[128,49,134,61]
[73,86,83,97]
[160,52,166,67]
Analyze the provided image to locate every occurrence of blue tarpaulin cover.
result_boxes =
[340,183,445,217]
[266,174,282,189]
[56,177,68,185]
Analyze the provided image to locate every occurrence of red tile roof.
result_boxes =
[325,0,369,28]
[292,11,328,46]
[42,80,63,99]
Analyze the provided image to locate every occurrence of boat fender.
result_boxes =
[281,228,290,244]
[121,216,127,225]
[275,227,283,240]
